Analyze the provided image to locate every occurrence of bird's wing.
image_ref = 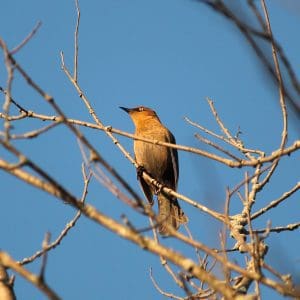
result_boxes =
[168,131,179,189]
[138,175,154,205]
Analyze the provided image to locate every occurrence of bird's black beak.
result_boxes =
[119,106,131,113]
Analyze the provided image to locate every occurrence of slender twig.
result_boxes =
[251,222,300,234]
[77,138,140,210]
[149,217,185,289]
[207,98,234,141]
[194,133,242,161]
[261,0,288,150]
[0,38,14,141]
[207,98,260,161]
[251,182,300,220]
[0,252,61,300]
[10,21,42,55]
[150,268,183,300]
[1,122,61,140]
[19,166,91,265]
[73,0,80,81]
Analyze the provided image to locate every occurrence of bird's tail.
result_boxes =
[157,193,188,236]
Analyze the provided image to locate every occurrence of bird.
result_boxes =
[120,106,188,235]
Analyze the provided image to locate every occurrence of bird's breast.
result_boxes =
[134,131,169,181]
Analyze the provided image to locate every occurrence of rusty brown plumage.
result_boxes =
[120,106,188,235]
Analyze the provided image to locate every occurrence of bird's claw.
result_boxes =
[154,185,162,195]
[137,165,145,179]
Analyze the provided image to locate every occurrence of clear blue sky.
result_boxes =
[1,1,299,299]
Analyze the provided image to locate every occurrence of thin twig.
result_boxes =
[19,166,91,265]
[0,252,61,300]
[251,222,300,234]
[2,122,61,140]
[10,21,42,55]
[261,0,288,151]
[73,0,80,81]
[0,38,14,141]
[149,268,183,300]
[194,133,242,161]
[251,182,300,220]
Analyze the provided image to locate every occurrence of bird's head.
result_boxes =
[120,106,160,126]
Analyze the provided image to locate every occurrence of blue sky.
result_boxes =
[1,1,300,299]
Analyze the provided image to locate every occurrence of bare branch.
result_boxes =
[0,252,60,300]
